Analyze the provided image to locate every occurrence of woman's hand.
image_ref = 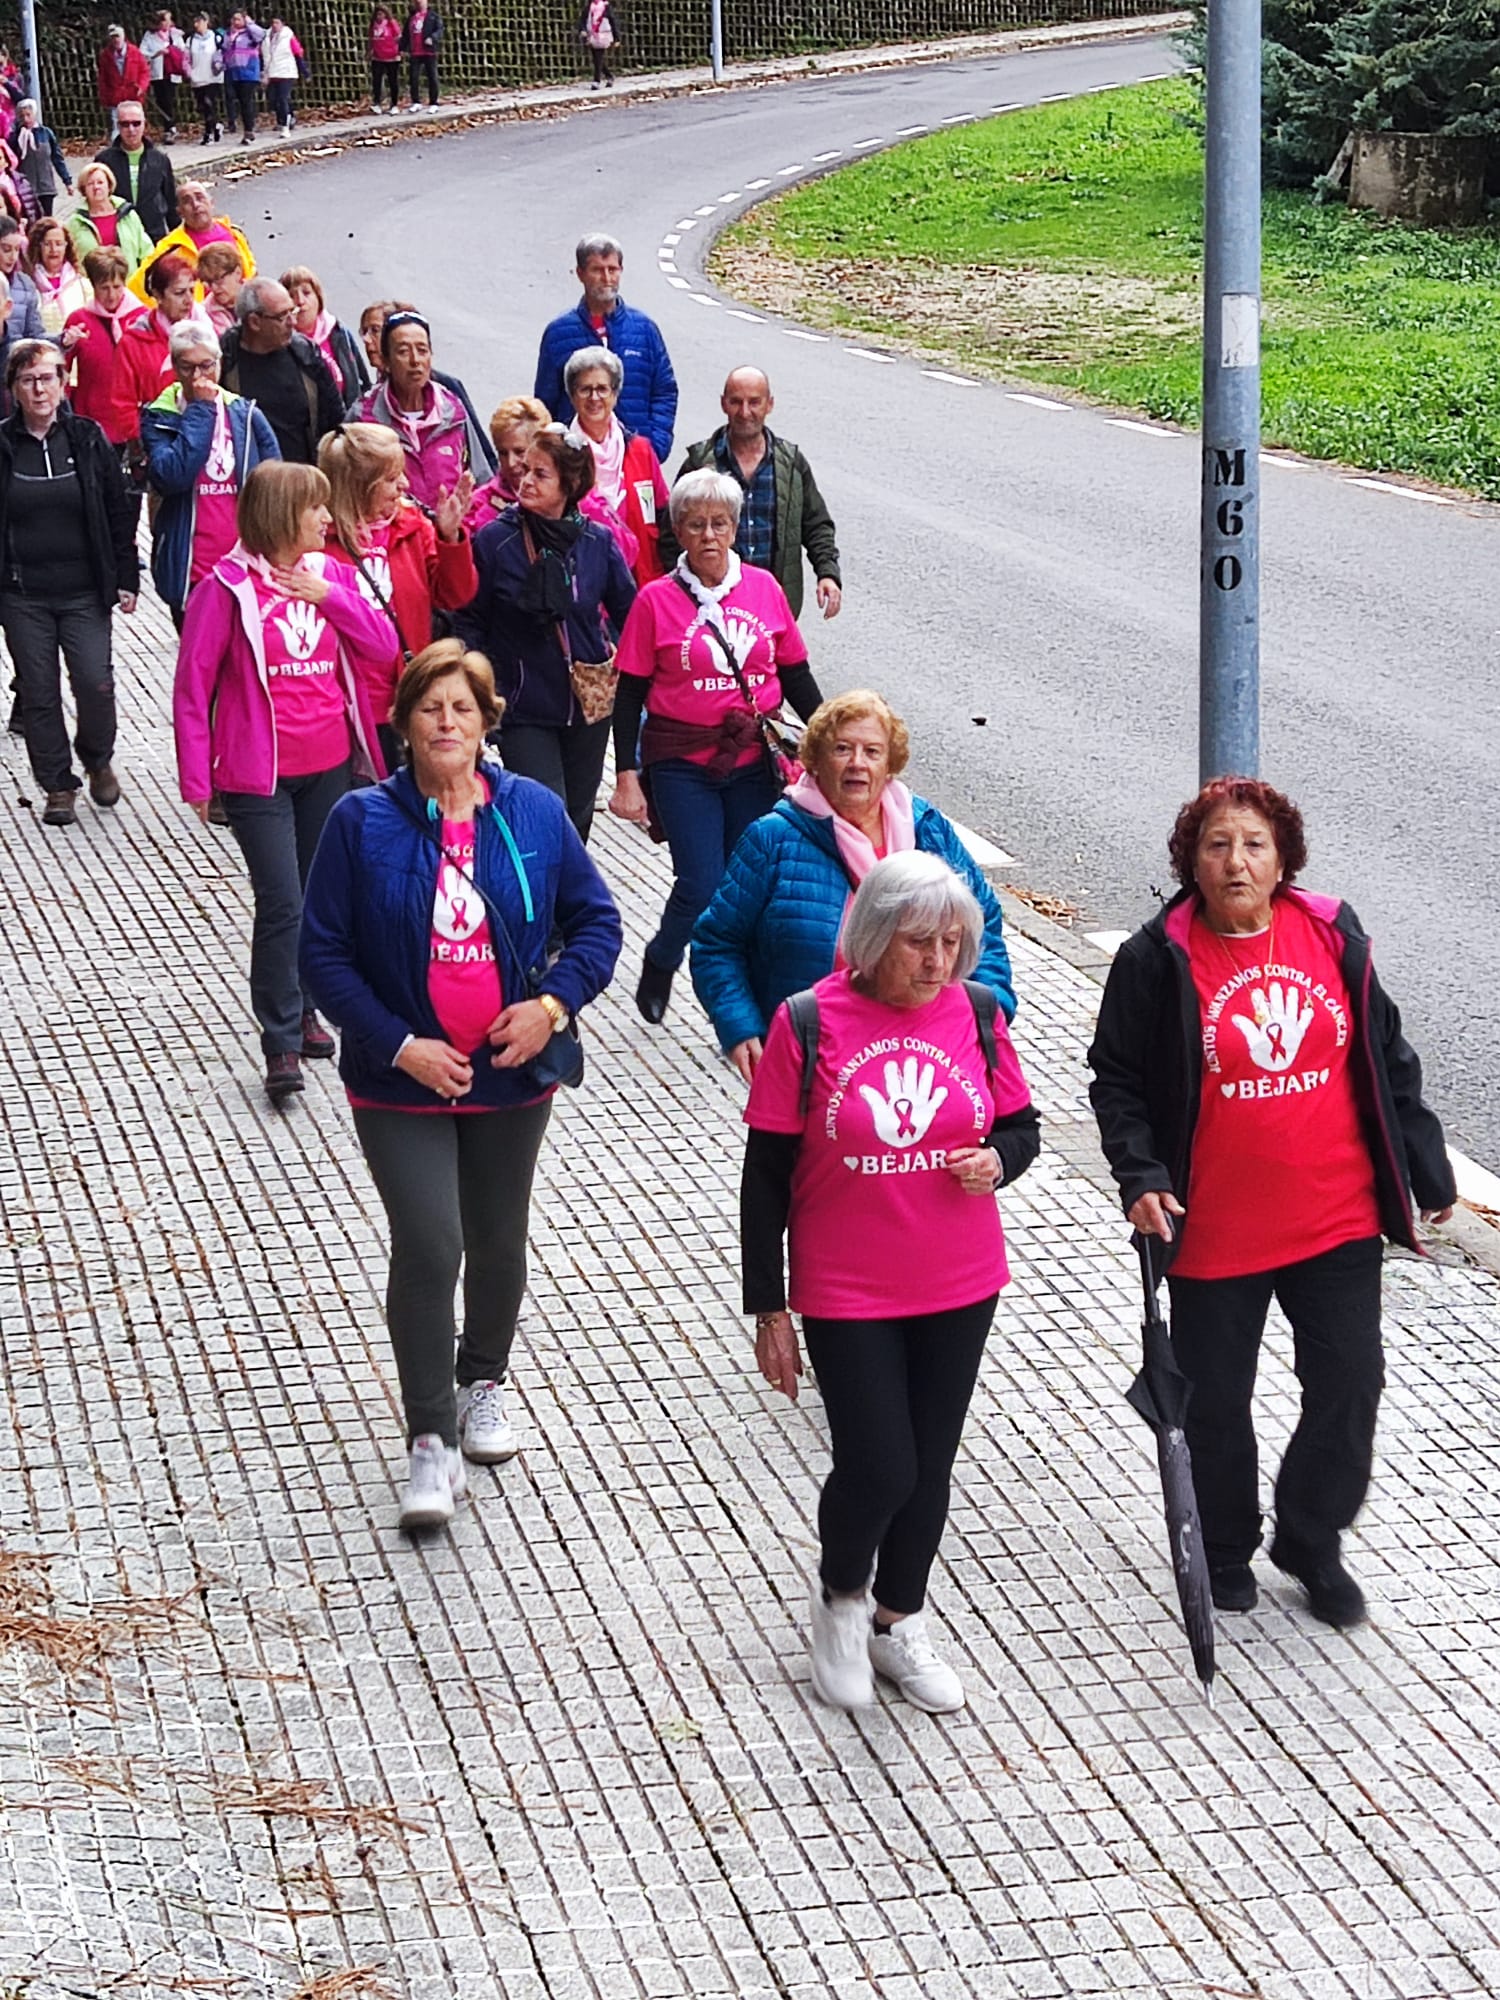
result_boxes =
[1423,1205,1455,1225]
[488,1000,553,1068]
[188,799,211,824]
[433,473,474,543]
[1129,1190,1185,1241]
[396,1037,474,1099]
[60,324,84,352]
[117,591,138,615]
[755,1311,802,1401]
[271,564,331,605]
[946,1145,1001,1196]
[729,1037,763,1086]
[608,770,650,826]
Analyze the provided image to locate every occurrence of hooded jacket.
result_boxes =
[299,759,621,1111]
[534,295,678,463]
[96,40,151,108]
[351,375,469,510]
[0,407,141,605]
[1086,885,1455,1258]
[129,217,257,305]
[661,427,840,620]
[173,548,392,800]
[142,384,280,609]
[66,197,156,277]
[690,794,1017,1053]
[324,499,477,713]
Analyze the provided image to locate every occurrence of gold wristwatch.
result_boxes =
[536,993,568,1034]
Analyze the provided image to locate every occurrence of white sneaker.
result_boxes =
[398,1433,467,1529]
[457,1379,517,1463]
[808,1578,875,1708]
[868,1611,965,1713]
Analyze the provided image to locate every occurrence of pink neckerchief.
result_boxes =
[570,413,626,510]
[786,770,918,885]
[587,0,609,28]
[90,293,136,343]
[383,380,444,448]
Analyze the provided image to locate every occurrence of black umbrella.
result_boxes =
[1124,1231,1216,1703]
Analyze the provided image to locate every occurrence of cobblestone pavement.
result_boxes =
[2,585,1500,2000]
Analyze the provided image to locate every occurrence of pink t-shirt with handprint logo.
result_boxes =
[1174,896,1380,1279]
[190,399,241,587]
[745,968,1031,1318]
[256,578,351,777]
[428,820,503,1056]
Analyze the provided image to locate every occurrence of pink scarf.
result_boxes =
[309,308,345,395]
[786,770,917,884]
[571,413,626,511]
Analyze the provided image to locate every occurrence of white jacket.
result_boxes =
[141,25,187,82]
[262,25,303,81]
[185,30,223,87]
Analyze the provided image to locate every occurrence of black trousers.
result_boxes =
[1167,1235,1385,1570]
[499,717,610,844]
[193,83,223,134]
[371,59,400,107]
[589,45,613,83]
[221,762,350,1055]
[0,592,116,794]
[151,76,178,129]
[231,78,258,132]
[266,78,294,127]
[354,1099,552,1446]
[408,53,438,104]
[803,1295,996,1615]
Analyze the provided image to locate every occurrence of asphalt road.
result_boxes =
[261,31,1500,1162]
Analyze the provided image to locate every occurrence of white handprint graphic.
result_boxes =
[275,599,326,662]
[859,1057,948,1147]
[1231,981,1314,1073]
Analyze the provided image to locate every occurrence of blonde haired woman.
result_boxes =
[319,420,475,767]
[65,162,154,275]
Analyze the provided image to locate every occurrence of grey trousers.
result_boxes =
[0,592,116,795]
[353,1098,553,1446]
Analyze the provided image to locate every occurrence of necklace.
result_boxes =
[1201,904,1276,1027]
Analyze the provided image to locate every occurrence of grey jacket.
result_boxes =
[659,427,840,619]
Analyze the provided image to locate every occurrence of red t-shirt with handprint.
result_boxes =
[744,968,1031,1318]
[1173,896,1381,1280]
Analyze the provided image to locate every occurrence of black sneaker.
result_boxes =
[1209,1563,1258,1613]
[1270,1537,1367,1628]
[300,1010,336,1059]
[634,956,674,1025]
[264,1051,305,1104]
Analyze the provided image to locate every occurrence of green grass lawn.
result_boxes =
[714,78,1500,496]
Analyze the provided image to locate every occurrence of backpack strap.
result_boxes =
[784,988,820,1122]
[961,979,999,1085]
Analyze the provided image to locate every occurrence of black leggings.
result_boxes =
[354,1099,553,1447]
[151,76,178,129]
[371,58,399,106]
[231,77,258,132]
[590,45,613,83]
[194,83,223,134]
[498,716,610,844]
[803,1294,996,1615]
[408,53,438,104]
[1167,1234,1385,1569]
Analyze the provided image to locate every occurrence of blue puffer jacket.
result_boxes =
[142,386,279,611]
[690,795,1017,1053]
[534,295,679,463]
[299,761,622,1110]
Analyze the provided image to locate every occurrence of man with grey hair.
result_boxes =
[534,231,677,459]
[661,365,842,621]
[94,97,178,241]
[218,276,342,462]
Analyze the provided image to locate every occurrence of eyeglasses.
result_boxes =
[16,372,63,390]
[255,306,298,322]
[178,359,218,376]
[575,383,613,399]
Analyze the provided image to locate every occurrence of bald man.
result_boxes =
[662,366,842,619]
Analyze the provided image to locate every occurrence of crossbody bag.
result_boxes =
[520,516,618,724]
[673,575,802,788]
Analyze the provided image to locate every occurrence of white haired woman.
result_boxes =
[609,466,820,1025]
[562,344,668,583]
[743,853,1039,1714]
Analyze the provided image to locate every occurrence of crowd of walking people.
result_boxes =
[0,116,1461,1721]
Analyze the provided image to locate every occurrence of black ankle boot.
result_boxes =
[635,956,674,1025]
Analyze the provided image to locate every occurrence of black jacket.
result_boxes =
[1087,886,1455,1259]
[93,138,179,243]
[399,6,442,53]
[218,327,345,463]
[0,408,142,605]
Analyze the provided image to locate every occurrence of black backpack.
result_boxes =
[784,979,1000,1119]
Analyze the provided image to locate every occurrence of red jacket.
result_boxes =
[114,309,174,440]
[325,499,478,716]
[618,430,668,585]
[98,41,152,109]
[65,304,137,446]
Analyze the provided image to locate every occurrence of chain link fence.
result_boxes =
[4,2,1154,140]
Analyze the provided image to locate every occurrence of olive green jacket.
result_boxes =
[659,427,840,619]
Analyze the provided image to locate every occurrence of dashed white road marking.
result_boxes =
[665,275,691,289]
[812,149,843,161]
[851,138,882,150]
[1008,392,1071,411]
[1350,477,1455,506]
[727,309,765,323]
[952,822,1017,871]
[784,329,829,342]
[688,292,721,307]
[940,112,974,124]
[1107,418,1175,436]
[923,369,978,386]
[845,347,895,364]
[989,103,1018,112]
[659,261,678,274]
[744,177,771,189]
[717,190,741,202]
[777,163,803,175]
[661,232,681,246]
[695,204,717,216]
[896,123,928,135]
[1260,452,1307,468]
[1139,70,1173,80]
[1038,91,1069,101]
[675,217,698,229]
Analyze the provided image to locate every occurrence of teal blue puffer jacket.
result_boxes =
[690,795,1017,1054]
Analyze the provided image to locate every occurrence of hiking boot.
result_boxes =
[1270,1537,1367,1629]
[457,1379,517,1463]
[1210,1563,1258,1613]
[300,1010,336,1060]
[264,1051,304,1104]
[808,1578,874,1709]
[43,789,78,827]
[868,1611,965,1713]
[87,764,121,809]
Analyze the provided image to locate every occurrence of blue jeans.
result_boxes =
[646,756,777,972]
[222,762,350,1055]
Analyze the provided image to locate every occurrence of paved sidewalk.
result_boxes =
[2,583,1500,2000]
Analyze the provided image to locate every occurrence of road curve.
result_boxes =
[262,32,1500,1161]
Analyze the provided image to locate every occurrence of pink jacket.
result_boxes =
[174,550,394,802]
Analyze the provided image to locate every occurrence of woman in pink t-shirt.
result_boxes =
[173,460,395,1104]
[608,467,822,1028]
[744,853,1039,1716]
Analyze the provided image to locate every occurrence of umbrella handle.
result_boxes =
[1134,1229,1165,1315]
